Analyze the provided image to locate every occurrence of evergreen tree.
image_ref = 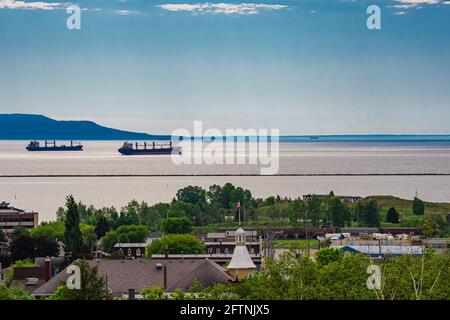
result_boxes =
[412,197,425,215]
[94,216,110,240]
[356,200,380,227]
[64,195,82,260]
[386,207,400,223]
[366,200,380,227]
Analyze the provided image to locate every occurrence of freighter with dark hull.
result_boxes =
[26,140,83,152]
[118,141,181,155]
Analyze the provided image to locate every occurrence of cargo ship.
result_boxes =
[118,141,181,155]
[26,140,83,152]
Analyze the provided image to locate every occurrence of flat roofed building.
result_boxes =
[333,245,424,258]
[0,201,38,234]
[303,194,363,203]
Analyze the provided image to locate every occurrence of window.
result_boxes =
[136,248,141,256]
[128,248,132,256]
[208,248,213,254]
[216,248,220,254]
[224,248,229,255]
[119,248,124,255]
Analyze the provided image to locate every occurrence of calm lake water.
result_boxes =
[1,140,450,221]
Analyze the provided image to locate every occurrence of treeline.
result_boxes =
[53,184,449,232]
[2,183,449,266]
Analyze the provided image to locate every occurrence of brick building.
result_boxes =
[0,201,39,234]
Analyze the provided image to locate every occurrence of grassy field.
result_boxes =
[365,195,450,216]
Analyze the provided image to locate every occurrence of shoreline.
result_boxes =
[1,173,450,178]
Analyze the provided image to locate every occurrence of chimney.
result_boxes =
[163,264,167,290]
[128,288,135,300]
[44,258,52,282]
[164,248,169,259]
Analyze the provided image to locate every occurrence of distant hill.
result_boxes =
[0,114,170,140]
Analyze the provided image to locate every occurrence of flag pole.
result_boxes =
[238,206,241,226]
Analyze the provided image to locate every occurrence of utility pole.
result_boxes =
[305,208,310,255]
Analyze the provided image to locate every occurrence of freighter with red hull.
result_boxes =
[118,141,181,155]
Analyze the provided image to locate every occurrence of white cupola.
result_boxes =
[235,228,246,245]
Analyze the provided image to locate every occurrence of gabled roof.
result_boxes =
[227,245,257,270]
[32,258,234,296]
[167,259,234,292]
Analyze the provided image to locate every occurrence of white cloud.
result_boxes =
[0,0,63,10]
[116,9,144,16]
[394,0,439,6]
[391,0,441,11]
[158,3,290,15]
[395,0,439,3]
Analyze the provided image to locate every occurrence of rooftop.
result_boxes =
[114,243,147,248]
[228,245,257,270]
[334,245,424,255]
[32,258,235,296]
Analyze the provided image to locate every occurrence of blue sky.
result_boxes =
[0,0,449,134]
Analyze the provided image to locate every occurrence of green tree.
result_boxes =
[141,286,168,300]
[64,195,83,260]
[30,221,65,241]
[10,236,59,262]
[412,197,425,215]
[49,259,110,300]
[10,227,30,241]
[116,225,148,243]
[94,215,110,239]
[146,234,204,256]
[264,196,276,206]
[99,225,148,253]
[206,183,252,210]
[324,197,351,227]
[421,216,441,237]
[0,284,35,300]
[355,200,380,227]
[316,248,344,267]
[386,207,400,224]
[80,224,97,254]
[99,230,119,253]
[176,186,207,205]
[161,217,193,234]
